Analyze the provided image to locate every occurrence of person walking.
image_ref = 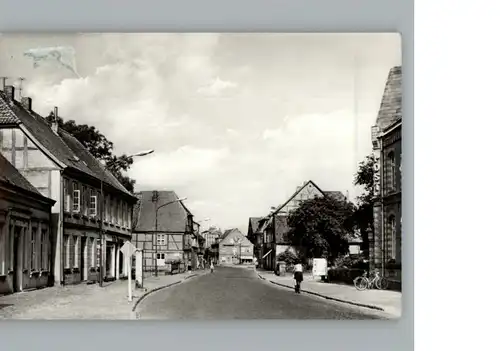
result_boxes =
[293,260,304,294]
[210,261,214,273]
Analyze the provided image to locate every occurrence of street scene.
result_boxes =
[0,33,402,320]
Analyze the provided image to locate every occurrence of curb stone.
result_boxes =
[257,273,384,312]
[131,272,205,318]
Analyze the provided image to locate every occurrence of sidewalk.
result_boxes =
[257,270,402,318]
[0,270,206,320]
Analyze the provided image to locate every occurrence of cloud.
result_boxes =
[0,33,401,233]
[197,77,238,96]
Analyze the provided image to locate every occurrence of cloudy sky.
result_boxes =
[0,33,401,233]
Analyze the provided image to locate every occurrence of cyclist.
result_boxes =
[293,259,304,294]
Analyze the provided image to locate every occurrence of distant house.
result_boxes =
[0,86,136,287]
[259,180,347,270]
[0,154,56,294]
[132,191,195,274]
[218,229,254,265]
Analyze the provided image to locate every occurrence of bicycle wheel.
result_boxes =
[354,277,368,291]
[376,277,389,290]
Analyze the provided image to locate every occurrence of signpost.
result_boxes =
[120,241,136,302]
[312,258,327,278]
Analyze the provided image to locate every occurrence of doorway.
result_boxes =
[13,226,23,292]
[80,237,87,281]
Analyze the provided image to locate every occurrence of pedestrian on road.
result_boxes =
[293,260,304,294]
[210,261,214,273]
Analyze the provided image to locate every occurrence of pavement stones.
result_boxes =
[0,270,208,320]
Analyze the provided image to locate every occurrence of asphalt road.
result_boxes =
[137,266,385,320]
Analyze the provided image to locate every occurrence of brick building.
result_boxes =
[0,86,136,286]
[370,66,402,290]
[0,154,56,294]
[132,191,195,274]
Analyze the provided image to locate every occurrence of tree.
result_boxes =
[352,154,375,257]
[286,196,355,262]
[45,112,136,192]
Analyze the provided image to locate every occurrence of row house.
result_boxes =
[0,153,55,294]
[132,191,196,275]
[371,65,402,290]
[248,180,346,270]
[0,86,136,286]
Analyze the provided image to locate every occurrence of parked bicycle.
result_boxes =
[353,270,388,291]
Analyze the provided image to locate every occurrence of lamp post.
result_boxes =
[99,149,154,287]
[154,197,187,277]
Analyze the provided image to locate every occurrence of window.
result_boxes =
[74,236,80,268]
[0,223,5,275]
[64,178,71,212]
[73,183,80,213]
[90,194,98,217]
[64,235,70,268]
[387,151,396,191]
[31,227,37,270]
[386,216,397,260]
[82,186,88,216]
[157,234,165,245]
[156,253,165,260]
[390,217,397,260]
[41,229,47,270]
[91,238,96,267]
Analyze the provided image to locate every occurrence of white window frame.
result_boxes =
[74,236,79,268]
[90,195,98,217]
[0,223,5,275]
[64,235,70,268]
[91,238,96,267]
[73,188,81,213]
[41,229,47,270]
[30,227,37,271]
[157,234,166,246]
[390,217,397,260]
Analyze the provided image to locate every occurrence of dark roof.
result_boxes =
[220,229,234,241]
[248,217,261,234]
[274,216,291,244]
[375,66,402,131]
[0,153,54,203]
[133,191,191,232]
[0,88,132,197]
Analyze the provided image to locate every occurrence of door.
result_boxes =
[13,226,22,292]
[80,237,87,281]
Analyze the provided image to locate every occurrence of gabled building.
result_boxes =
[259,180,346,270]
[246,217,262,262]
[218,228,254,265]
[132,191,195,274]
[371,65,402,290]
[0,86,136,286]
[0,154,56,294]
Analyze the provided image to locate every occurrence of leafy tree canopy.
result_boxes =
[352,154,375,256]
[287,196,356,262]
[46,112,136,192]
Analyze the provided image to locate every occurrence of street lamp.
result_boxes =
[154,197,187,277]
[99,149,154,287]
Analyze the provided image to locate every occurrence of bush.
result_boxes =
[334,255,369,270]
[276,250,298,266]
[326,267,365,285]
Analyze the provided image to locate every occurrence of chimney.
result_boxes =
[21,97,32,111]
[4,85,15,100]
[51,106,59,133]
